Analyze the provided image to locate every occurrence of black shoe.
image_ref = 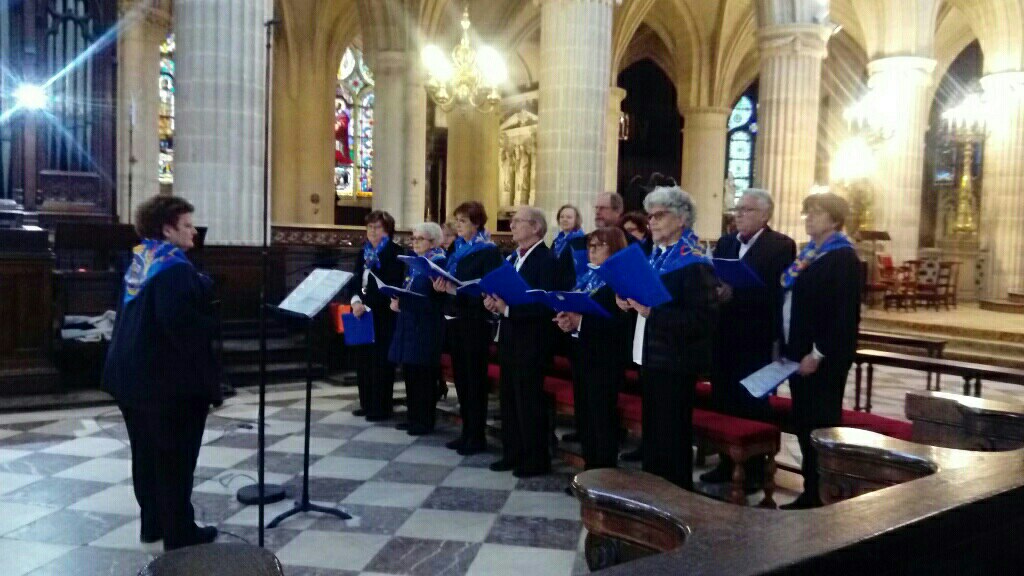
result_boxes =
[562,432,580,443]
[780,493,820,510]
[365,413,391,422]
[164,525,218,551]
[513,465,551,478]
[407,426,430,436]
[564,485,574,496]
[457,441,486,456]
[445,437,464,450]
[489,459,515,472]
[699,462,732,484]
[395,422,409,431]
[353,408,367,417]
[620,447,643,462]
[140,531,162,544]
[437,382,449,401]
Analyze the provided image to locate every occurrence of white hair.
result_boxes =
[643,186,697,226]
[518,206,547,237]
[411,221,443,244]
[741,188,775,220]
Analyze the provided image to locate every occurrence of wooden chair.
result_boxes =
[915,259,941,310]
[883,265,917,312]
[939,261,960,309]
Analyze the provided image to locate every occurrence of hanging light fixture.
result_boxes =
[421,5,507,114]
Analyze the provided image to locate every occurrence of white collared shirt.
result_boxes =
[632,243,669,365]
[738,227,766,260]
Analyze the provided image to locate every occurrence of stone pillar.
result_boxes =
[405,61,428,227]
[605,87,626,194]
[979,71,1024,298]
[535,0,617,227]
[174,0,270,245]
[116,1,167,222]
[372,51,419,228]
[445,109,500,222]
[681,107,730,240]
[755,24,829,240]
[867,57,936,264]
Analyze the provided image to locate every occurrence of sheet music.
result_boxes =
[740,359,800,398]
[370,271,425,299]
[278,269,354,318]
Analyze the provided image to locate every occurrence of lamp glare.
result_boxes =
[14,84,48,111]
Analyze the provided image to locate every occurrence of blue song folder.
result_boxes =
[527,290,612,318]
[397,255,462,285]
[371,272,425,301]
[593,243,672,308]
[477,262,537,307]
[712,258,766,289]
[341,311,375,346]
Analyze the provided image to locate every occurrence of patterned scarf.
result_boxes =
[446,229,495,274]
[552,228,585,258]
[780,232,856,291]
[122,239,193,304]
[651,227,709,275]
[362,236,390,270]
[575,264,606,295]
[404,246,446,290]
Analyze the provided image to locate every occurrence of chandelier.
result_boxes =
[843,89,895,145]
[421,6,507,114]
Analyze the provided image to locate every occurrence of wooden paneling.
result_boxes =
[0,249,59,393]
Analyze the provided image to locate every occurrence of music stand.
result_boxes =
[265,269,354,528]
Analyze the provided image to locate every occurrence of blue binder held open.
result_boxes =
[341,310,375,346]
[527,290,612,318]
[593,243,672,308]
[712,258,766,289]
[477,261,536,307]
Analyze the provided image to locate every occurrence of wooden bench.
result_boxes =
[854,349,1024,412]
[857,330,947,392]
[906,390,1024,451]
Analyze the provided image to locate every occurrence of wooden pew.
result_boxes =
[857,330,947,391]
[906,390,1024,451]
[854,349,1024,412]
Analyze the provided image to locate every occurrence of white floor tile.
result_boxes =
[0,449,31,464]
[0,503,58,536]
[197,446,256,469]
[42,436,124,458]
[342,481,434,508]
[309,456,388,481]
[69,485,140,516]
[317,412,374,427]
[0,429,20,441]
[0,472,43,495]
[193,469,293,496]
[467,544,575,576]
[275,530,389,571]
[89,519,166,553]
[213,405,281,421]
[289,399,353,412]
[268,435,346,456]
[396,509,496,543]
[29,418,104,437]
[501,491,580,521]
[220,497,322,530]
[352,427,419,445]
[441,466,521,491]
[395,445,465,467]
[0,537,76,576]
[54,457,133,484]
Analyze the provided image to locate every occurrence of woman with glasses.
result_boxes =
[388,223,448,435]
[615,186,718,490]
[345,211,404,421]
[433,201,504,455]
[554,227,631,472]
[778,192,861,509]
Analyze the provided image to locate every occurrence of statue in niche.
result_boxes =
[499,136,514,207]
[515,142,533,206]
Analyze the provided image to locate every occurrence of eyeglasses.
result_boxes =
[647,210,673,221]
[735,206,761,215]
[801,207,827,218]
[411,236,429,242]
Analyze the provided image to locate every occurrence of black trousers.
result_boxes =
[498,359,550,472]
[789,359,850,502]
[354,340,396,418]
[404,364,439,432]
[120,399,208,548]
[451,317,492,446]
[641,368,695,490]
[572,343,621,469]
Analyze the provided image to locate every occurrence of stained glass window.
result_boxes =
[725,89,758,204]
[159,34,175,184]
[336,47,374,198]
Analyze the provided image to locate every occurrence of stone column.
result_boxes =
[535,0,617,227]
[867,56,936,264]
[979,71,1024,298]
[605,87,626,194]
[174,0,270,245]
[445,109,500,221]
[754,24,830,240]
[681,107,730,240]
[116,0,167,222]
[372,51,421,228]
[405,61,428,227]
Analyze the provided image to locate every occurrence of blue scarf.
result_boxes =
[650,228,710,275]
[404,246,446,290]
[446,229,495,274]
[122,240,193,304]
[780,232,855,291]
[362,236,390,270]
[552,228,584,258]
[575,264,606,295]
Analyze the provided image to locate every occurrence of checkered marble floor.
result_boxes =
[1,367,1020,575]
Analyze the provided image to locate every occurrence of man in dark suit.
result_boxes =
[484,206,557,477]
[702,189,796,485]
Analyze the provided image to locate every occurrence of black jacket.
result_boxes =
[497,242,557,366]
[345,240,405,342]
[640,262,719,376]
[102,262,222,408]
[556,232,651,292]
[713,227,796,381]
[448,245,505,321]
[576,284,631,368]
[782,247,862,364]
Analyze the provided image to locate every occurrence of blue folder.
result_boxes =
[477,262,537,307]
[377,284,426,300]
[527,290,612,319]
[712,258,766,289]
[341,311,375,346]
[397,255,461,285]
[454,280,484,298]
[593,243,672,308]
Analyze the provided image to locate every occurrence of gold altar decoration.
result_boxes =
[942,90,989,237]
[421,6,507,114]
